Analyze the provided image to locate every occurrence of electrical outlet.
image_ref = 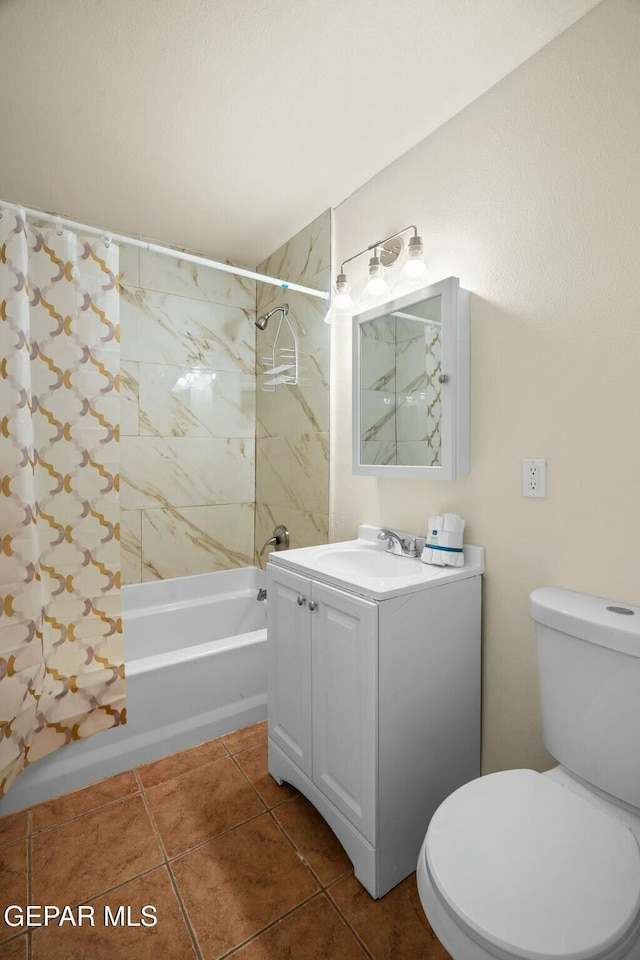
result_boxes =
[523,459,546,498]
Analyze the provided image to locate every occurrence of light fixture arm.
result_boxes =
[339,225,419,274]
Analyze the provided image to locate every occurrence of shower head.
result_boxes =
[255,303,289,330]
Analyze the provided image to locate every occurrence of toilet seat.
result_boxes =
[423,770,640,960]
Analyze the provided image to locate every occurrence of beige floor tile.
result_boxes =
[233,743,296,808]
[328,873,451,960]
[138,738,228,788]
[0,937,27,959]
[228,895,368,959]
[221,721,267,755]
[32,866,196,960]
[145,756,265,858]
[171,813,319,959]
[0,842,27,943]
[31,795,163,909]
[31,771,139,832]
[274,795,352,886]
[0,811,28,848]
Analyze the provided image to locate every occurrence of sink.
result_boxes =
[267,525,484,600]
[313,545,416,580]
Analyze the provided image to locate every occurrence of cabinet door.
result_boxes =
[311,581,378,844]
[267,566,312,777]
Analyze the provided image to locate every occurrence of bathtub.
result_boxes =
[0,567,267,814]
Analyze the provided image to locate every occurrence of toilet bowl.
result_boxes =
[417,588,640,960]
[417,769,640,960]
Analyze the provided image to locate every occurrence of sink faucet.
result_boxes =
[377,528,419,558]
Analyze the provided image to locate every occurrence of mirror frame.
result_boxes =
[352,276,469,480]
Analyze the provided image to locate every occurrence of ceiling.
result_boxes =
[0,0,601,266]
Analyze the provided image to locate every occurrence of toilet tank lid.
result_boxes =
[531,587,640,658]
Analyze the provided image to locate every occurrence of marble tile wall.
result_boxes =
[119,246,257,583]
[254,211,332,565]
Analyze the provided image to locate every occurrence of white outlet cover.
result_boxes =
[523,459,547,498]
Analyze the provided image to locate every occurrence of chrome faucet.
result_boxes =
[377,528,419,558]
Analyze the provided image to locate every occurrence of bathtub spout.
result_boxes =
[257,588,267,602]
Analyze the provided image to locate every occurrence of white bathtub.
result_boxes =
[0,567,268,814]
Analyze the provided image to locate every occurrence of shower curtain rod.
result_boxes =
[0,199,330,301]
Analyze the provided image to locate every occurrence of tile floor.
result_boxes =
[0,721,451,959]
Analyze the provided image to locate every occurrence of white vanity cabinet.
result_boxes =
[268,566,378,843]
[267,530,483,899]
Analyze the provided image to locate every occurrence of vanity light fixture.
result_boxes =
[323,225,426,323]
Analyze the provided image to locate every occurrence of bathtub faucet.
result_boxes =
[257,588,267,602]
[259,524,290,557]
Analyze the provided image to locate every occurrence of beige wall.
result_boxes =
[118,246,257,582]
[331,0,640,774]
[255,211,332,565]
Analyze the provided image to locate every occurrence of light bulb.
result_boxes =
[334,284,353,311]
[393,235,427,290]
[323,275,353,324]
[361,257,390,301]
[402,257,427,280]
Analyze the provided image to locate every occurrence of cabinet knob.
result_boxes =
[308,600,317,611]
[297,596,306,606]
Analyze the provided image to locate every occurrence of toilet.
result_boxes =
[417,587,640,960]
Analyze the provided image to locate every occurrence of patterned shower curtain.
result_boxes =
[0,205,124,798]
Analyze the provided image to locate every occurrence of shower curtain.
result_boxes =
[0,205,124,798]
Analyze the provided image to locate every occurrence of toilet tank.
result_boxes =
[531,587,640,809]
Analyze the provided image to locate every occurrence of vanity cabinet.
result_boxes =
[268,567,377,843]
[267,538,482,899]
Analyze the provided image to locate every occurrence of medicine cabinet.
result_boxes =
[352,277,469,480]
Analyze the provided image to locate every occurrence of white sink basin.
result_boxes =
[313,544,415,580]
[268,526,484,600]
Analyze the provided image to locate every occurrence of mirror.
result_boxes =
[359,296,443,467]
[352,277,469,480]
